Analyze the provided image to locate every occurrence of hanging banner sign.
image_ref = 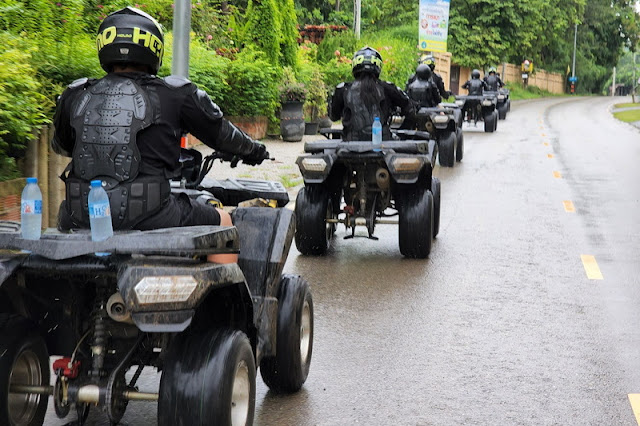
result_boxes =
[418,0,451,52]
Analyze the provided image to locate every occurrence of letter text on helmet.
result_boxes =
[96,26,117,51]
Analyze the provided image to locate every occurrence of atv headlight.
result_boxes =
[134,276,198,305]
[482,100,493,106]
[455,100,464,106]
[498,95,505,100]
[433,115,449,124]
[392,157,422,172]
[300,158,327,172]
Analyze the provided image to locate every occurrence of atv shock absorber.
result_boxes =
[90,281,110,378]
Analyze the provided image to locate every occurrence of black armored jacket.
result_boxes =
[406,78,441,108]
[483,74,504,91]
[52,72,258,229]
[462,79,488,96]
[329,79,415,141]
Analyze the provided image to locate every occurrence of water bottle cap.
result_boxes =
[374,116,380,121]
[26,177,37,184]
[90,180,103,188]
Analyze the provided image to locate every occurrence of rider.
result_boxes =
[483,67,504,91]
[462,69,488,95]
[329,46,415,141]
[52,7,268,261]
[408,55,452,100]
[406,64,441,108]
[461,69,488,123]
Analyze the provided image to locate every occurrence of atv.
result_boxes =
[413,105,464,167]
[455,92,499,133]
[295,130,441,259]
[485,88,510,120]
[0,149,313,426]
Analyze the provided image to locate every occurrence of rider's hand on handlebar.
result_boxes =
[242,142,270,166]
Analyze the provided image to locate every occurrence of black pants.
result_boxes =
[57,192,221,231]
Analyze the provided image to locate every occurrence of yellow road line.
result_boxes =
[563,200,575,212]
[547,154,554,159]
[581,255,603,280]
[628,394,640,425]
[553,171,562,178]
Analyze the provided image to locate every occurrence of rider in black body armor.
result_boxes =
[52,7,268,261]
[461,69,488,122]
[407,55,452,100]
[329,46,415,141]
[406,64,441,108]
[483,67,504,91]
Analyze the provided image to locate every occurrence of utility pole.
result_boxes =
[633,52,637,102]
[612,66,617,96]
[172,0,191,78]
[354,0,361,39]
[571,24,577,79]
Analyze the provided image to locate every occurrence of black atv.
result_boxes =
[295,130,441,259]
[0,150,312,426]
[454,92,499,132]
[414,105,464,167]
[486,88,510,120]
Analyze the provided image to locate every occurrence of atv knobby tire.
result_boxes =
[295,185,333,255]
[159,328,256,426]
[484,110,496,133]
[260,274,313,393]
[0,314,49,426]
[431,178,441,238]
[438,131,456,167]
[397,187,434,258]
[498,103,508,120]
[455,128,464,162]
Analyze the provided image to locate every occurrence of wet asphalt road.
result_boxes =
[44,96,640,425]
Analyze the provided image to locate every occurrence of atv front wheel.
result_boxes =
[438,131,456,167]
[455,128,464,162]
[159,329,256,426]
[0,314,49,426]
[397,188,434,258]
[498,103,508,120]
[260,274,313,393]
[295,185,333,255]
[484,111,496,133]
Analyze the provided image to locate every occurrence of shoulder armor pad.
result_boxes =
[164,75,192,88]
[336,82,346,89]
[194,89,223,120]
[68,78,89,89]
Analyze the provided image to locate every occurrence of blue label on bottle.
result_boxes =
[89,202,111,219]
[21,200,42,215]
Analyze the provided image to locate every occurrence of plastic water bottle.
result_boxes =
[21,177,42,240]
[372,116,382,151]
[88,180,113,242]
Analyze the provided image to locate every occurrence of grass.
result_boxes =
[613,109,640,123]
[279,173,303,188]
[507,85,564,100]
[613,103,640,109]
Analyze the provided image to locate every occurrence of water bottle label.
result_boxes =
[21,200,42,215]
[89,202,111,219]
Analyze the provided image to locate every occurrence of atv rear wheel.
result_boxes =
[431,178,441,238]
[455,128,464,162]
[0,314,49,426]
[397,187,434,258]
[484,110,496,133]
[260,274,313,393]
[498,103,508,120]
[438,131,456,167]
[295,186,333,255]
[159,328,256,426]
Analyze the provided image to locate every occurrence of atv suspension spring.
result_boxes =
[90,283,110,377]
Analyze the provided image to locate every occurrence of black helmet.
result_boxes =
[352,46,383,78]
[420,55,437,71]
[97,7,164,74]
[415,64,432,80]
[471,69,481,79]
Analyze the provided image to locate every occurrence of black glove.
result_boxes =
[243,142,269,166]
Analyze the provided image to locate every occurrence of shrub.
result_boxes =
[241,0,281,66]
[277,0,299,69]
[321,55,353,90]
[279,66,307,103]
[0,32,49,164]
[188,38,231,104]
[222,47,279,119]
[317,30,358,63]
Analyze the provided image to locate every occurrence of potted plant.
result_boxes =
[279,67,307,142]
[303,69,328,135]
